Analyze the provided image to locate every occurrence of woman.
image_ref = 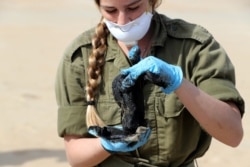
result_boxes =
[55,0,245,166]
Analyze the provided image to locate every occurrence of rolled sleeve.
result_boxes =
[55,48,88,137]
[57,105,88,137]
[199,78,245,116]
[191,37,245,116]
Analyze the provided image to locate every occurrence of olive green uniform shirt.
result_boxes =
[55,13,244,167]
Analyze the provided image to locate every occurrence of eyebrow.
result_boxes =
[100,0,142,9]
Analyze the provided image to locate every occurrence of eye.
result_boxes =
[104,8,117,14]
[127,5,139,12]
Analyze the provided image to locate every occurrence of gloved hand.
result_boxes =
[88,126,151,153]
[121,56,183,94]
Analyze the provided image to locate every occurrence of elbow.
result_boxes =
[230,128,244,148]
[227,102,244,147]
[64,136,89,167]
[229,137,243,148]
[224,125,244,148]
[66,157,79,167]
[230,117,244,147]
[65,145,93,167]
[216,121,244,148]
[65,146,83,167]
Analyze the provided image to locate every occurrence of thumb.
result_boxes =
[120,68,129,75]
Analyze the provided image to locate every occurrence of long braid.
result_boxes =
[87,0,162,128]
[86,20,109,127]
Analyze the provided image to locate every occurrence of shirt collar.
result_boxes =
[104,12,169,66]
[150,12,168,48]
[105,35,131,69]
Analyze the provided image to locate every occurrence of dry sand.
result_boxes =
[0,0,249,166]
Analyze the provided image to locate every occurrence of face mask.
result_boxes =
[104,12,153,46]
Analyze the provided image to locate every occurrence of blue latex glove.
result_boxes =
[121,56,183,94]
[88,126,151,153]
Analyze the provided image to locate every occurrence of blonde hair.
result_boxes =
[86,0,162,128]
[86,20,108,127]
[94,0,162,10]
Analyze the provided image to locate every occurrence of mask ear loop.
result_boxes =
[146,0,152,13]
[147,0,153,13]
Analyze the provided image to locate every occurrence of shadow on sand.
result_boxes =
[0,149,67,166]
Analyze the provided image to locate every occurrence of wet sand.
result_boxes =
[0,0,249,166]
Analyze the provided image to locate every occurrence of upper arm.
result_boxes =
[55,48,89,137]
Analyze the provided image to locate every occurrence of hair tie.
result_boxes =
[87,101,95,106]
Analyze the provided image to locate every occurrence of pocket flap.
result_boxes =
[155,93,184,118]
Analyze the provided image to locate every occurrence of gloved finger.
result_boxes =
[120,70,145,91]
[120,73,137,90]
[128,45,141,64]
[120,68,130,76]
[120,56,151,75]
[120,56,158,90]
[101,138,131,153]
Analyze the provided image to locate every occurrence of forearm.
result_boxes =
[175,79,243,147]
[64,136,111,167]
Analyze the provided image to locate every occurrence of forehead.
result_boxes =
[99,0,143,7]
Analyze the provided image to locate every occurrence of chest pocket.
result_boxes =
[141,85,192,164]
[155,93,184,118]
[97,99,122,125]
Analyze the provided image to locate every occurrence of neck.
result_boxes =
[118,25,153,58]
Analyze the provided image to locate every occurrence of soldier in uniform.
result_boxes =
[55,0,245,166]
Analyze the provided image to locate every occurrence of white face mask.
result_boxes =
[104,12,153,46]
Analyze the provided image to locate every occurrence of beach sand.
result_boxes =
[0,0,249,166]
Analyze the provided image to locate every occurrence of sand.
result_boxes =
[0,0,249,166]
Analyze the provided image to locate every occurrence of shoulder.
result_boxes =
[154,13,213,44]
[63,27,95,60]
